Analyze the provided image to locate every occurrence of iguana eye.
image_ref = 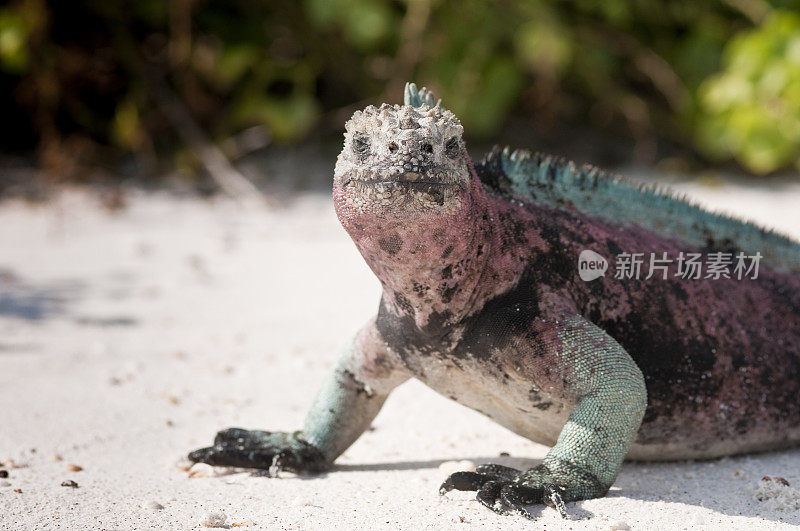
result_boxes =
[445,136,460,158]
[352,135,370,158]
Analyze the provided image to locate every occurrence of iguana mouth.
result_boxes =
[345,171,458,188]
[340,170,460,207]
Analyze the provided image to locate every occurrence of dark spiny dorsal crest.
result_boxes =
[475,146,800,274]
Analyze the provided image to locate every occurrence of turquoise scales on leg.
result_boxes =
[438,316,647,516]
[188,83,800,520]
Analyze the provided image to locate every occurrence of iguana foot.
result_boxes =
[440,462,606,519]
[188,428,329,476]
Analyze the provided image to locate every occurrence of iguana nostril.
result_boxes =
[388,142,398,153]
[422,142,433,154]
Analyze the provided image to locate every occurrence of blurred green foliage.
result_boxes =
[0,0,799,175]
[697,11,800,173]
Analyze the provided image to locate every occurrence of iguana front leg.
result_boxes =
[188,320,409,474]
[441,316,647,518]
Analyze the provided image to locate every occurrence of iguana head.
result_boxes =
[332,84,500,327]
[333,83,471,222]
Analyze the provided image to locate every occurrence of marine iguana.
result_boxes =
[189,83,800,519]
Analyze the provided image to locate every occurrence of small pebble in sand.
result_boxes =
[61,480,79,488]
[188,463,225,478]
[609,521,630,530]
[64,464,83,472]
[754,476,800,510]
[499,451,510,457]
[174,458,193,472]
[147,501,165,510]
[0,480,11,487]
[291,496,312,507]
[199,511,227,527]
[52,454,63,462]
[762,475,790,486]
[13,488,22,493]
[0,470,8,478]
[438,460,476,476]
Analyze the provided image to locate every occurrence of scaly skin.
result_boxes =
[189,83,800,519]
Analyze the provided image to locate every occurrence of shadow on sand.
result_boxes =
[332,448,800,526]
[0,268,139,328]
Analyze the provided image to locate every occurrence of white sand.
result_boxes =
[1,180,800,530]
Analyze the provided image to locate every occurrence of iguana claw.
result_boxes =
[188,427,329,474]
[546,486,568,518]
[440,463,581,520]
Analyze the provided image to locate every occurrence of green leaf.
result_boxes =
[514,19,573,76]
[112,97,144,150]
[234,92,320,142]
[0,9,30,73]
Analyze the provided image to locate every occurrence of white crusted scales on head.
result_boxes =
[341,103,463,164]
[334,81,470,214]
